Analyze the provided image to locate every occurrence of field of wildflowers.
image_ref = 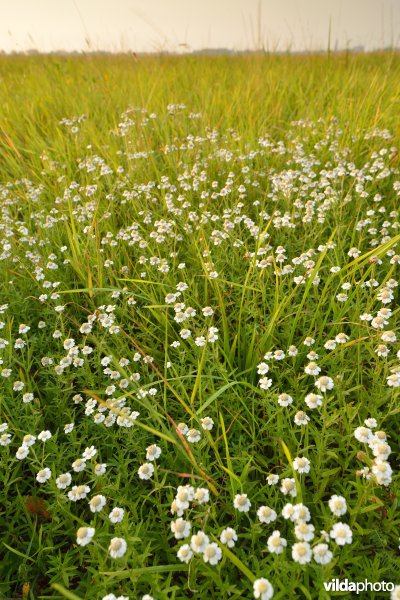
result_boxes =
[0,52,399,599]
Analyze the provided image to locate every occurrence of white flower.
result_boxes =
[0,433,12,446]
[109,507,125,523]
[257,505,277,524]
[186,428,201,443]
[280,478,297,497]
[313,543,333,564]
[76,526,95,546]
[267,530,287,554]
[68,484,90,501]
[194,487,209,504]
[82,445,97,460]
[89,494,107,513]
[220,527,237,548]
[294,410,310,426]
[282,503,295,520]
[200,417,214,431]
[56,472,72,489]
[233,493,251,512]
[293,457,310,474]
[328,495,347,516]
[253,578,274,600]
[190,530,209,553]
[372,459,392,486]
[171,518,191,540]
[203,542,222,565]
[259,377,272,390]
[138,463,154,480]
[174,485,194,511]
[146,444,162,461]
[108,537,127,558]
[22,434,36,447]
[277,393,293,407]
[257,362,269,375]
[94,463,107,476]
[354,426,372,443]
[330,522,353,545]
[305,393,323,409]
[315,376,334,392]
[177,543,193,563]
[391,585,400,600]
[292,503,311,523]
[304,362,320,376]
[292,541,312,564]
[294,522,315,542]
[266,474,279,485]
[36,467,52,483]
[72,458,86,473]
[38,430,52,442]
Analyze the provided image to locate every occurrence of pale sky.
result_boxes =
[0,0,398,53]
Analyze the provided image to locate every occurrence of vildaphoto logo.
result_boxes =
[323,579,394,594]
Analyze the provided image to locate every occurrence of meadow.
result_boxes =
[0,51,399,599]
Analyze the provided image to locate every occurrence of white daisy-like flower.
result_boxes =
[171,518,191,540]
[82,445,97,460]
[38,430,52,442]
[315,376,334,392]
[108,537,127,558]
[186,429,201,443]
[354,426,372,443]
[294,411,310,426]
[190,530,209,553]
[277,393,293,407]
[56,472,72,489]
[328,495,347,516]
[267,530,287,554]
[293,456,310,474]
[203,542,222,565]
[220,527,237,548]
[177,543,193,563]
[146,444,162,461]
[282,503,295,520]
[304,393,323,409]
[292,503,311,523]
[109,507,125,523]
[194,487,209,504]
[259,377,272,390]
[391,585,400,600]
[304,362,321,376]
[292,541,312,564]
[257,505,277,524]
[330,522,353,545]
[313,543,333,564]
[94,463,107,476]
[294,522,315,542]
[89,494,107,513]
[233,493,251,512]
[76,526,95,546]
[72,458,86,473]
[266,474,279,485]
[280,478,297,497]
[36,467,52,483]
[138,463,154,480]
[253,578,274,600]
[22,434,36,447]
[200,417,214,431]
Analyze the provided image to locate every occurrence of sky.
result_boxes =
[0,0,399,53]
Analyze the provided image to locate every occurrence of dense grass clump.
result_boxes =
[0,52,399,599]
